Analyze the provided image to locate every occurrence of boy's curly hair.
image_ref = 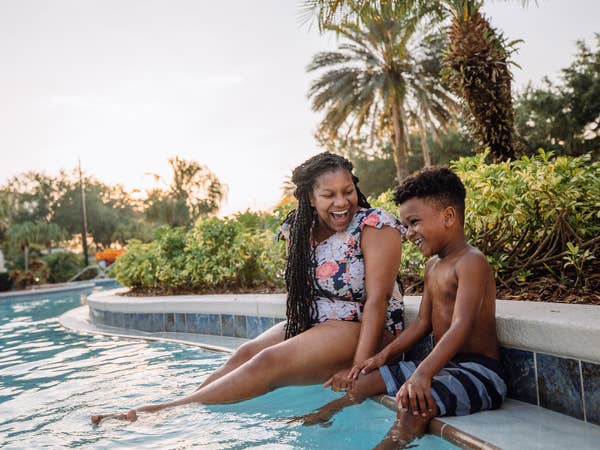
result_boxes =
[393,167,466,222]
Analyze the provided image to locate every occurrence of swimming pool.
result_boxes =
[0,286,458,449]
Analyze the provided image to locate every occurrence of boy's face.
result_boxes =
[399,197,448,257]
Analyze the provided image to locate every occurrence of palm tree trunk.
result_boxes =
[417,120,432,167]
[23,244,29,272]
[446,7,516,161]
[391,100,410,181]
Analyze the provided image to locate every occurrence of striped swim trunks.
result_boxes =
[379,353,507,416]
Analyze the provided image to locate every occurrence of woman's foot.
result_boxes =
[91,409,137,424]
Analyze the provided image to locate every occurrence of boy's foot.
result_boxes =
[91,409,138,424]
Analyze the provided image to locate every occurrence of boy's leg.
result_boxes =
[291,369,387,426]
[374,403,439,450]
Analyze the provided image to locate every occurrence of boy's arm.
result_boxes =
[349,262,434,379]
[398,252,490,416]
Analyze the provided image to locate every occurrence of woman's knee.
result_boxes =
[230,340,265,365]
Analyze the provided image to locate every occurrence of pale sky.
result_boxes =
[1,0,598,215]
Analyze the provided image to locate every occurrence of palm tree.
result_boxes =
[442,0,521,161]
[307,4,457,180]
[302,0,528,162]
[7,221,67,271]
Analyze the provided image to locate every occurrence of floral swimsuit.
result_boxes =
[281,207,405,335]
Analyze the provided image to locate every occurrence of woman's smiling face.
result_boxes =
[310,168,359,237]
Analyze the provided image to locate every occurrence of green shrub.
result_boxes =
[43,251,84,283]
[112,214,285,294]
[374,150,599,292]
[455,150,599,289]
[9,260,49,289]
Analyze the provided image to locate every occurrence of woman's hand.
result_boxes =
[348,352,387,380]
[323,368,353,392]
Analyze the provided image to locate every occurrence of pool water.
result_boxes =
[0,286,458,449]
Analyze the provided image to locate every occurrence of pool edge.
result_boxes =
[374,395,498,450]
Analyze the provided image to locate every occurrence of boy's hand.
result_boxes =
[323,368,353,392]
[348,352,387,380]
[396,371,436,417]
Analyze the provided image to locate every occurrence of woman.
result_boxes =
[92,152,404,423]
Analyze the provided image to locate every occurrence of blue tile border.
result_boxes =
[88,306,600,425]
[500,348,537,405]
[582,361,600,426]
[90,307,278,340]
[537,353,584,419]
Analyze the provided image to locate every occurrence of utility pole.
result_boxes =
[78,159,89,267]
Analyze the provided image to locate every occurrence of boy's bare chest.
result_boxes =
[428,260,458,301]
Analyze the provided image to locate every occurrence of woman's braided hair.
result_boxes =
[283,152,370,339]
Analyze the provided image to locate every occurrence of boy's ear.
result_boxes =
[443,206,457,227]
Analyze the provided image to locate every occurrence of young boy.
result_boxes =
[296,167,507,448]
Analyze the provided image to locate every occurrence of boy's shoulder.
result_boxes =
[455,245,493,276]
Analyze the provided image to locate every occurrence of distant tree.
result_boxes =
[52,176,139,249]
[515,34,600,156]
[144,157,226,227]
[111,220,157,246]
[2,171,60,223]
[0,190,11,242]
[319,120,475,197]
[7,221,67,270]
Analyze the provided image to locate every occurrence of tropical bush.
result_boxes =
[456,150,598,293]
[43,251,84,283]
[0,271,12,291]
[111,214,286,294]
[9,260,50,289]
[375,150,599,299]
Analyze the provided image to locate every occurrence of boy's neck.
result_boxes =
[437,233,468,259]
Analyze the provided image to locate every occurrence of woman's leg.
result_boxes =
[92,320,363,423]
[197,321,286,389]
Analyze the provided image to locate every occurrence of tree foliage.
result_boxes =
[144,157,226,227]
[302,0,525,162]
[442,0,520,161]
[515,34,600,156]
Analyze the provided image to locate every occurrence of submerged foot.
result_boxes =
[91,409,138,424]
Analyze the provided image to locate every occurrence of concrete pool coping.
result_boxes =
[87,289,600,363]
[61,293,600,450]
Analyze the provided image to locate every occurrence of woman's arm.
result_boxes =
[351,275,433,378]
[354,225,403,363]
